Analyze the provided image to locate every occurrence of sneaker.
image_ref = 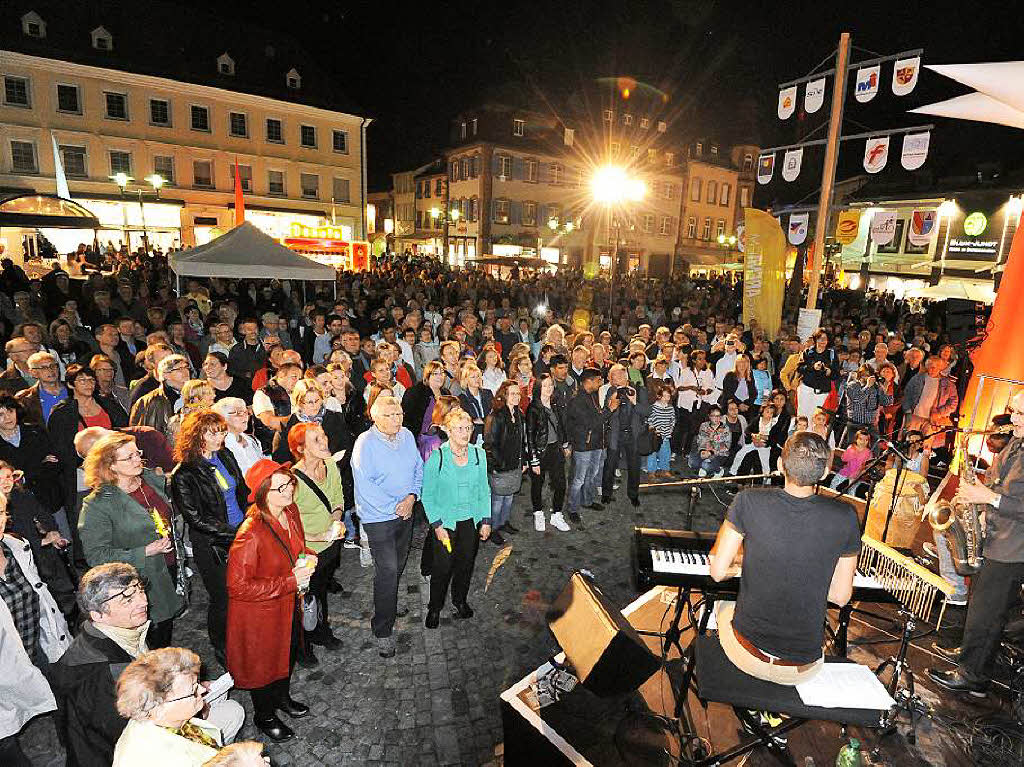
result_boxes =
[698,468,708,478]
[549,512,571,532]
[343,540,360,549]
[359,546,373,568]
[671,453,677,461]
[713,469,725,478]
[376,635,396,658]
[612,483,620,490]
[534,511,546,532]
[615,469,622,478]
[489,530,506,545]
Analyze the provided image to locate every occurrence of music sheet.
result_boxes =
[796,663,896,710]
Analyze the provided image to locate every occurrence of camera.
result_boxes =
[617,386,635,399]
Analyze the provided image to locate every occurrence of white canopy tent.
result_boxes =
[170,221,337,297]
[911,61,1024,130]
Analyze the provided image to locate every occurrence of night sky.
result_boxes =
[189,0,1024,192]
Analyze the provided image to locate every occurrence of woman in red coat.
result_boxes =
[225,459,317,744]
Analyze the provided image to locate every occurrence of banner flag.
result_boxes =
[863,136,890,174]
[835,209,862,245]
[51,132,70,200]
[901,131,930,170]
[870,210,898,246]
[778,86,797,119]
[233,157,245,226]
[908,209,938,246]
[892,56,921,96]
[788,212,809,245]
[804,77,826,113]
[855,65,880,102]
[756,153,775,184]
[742,208,787,340]
[781,148,803,182]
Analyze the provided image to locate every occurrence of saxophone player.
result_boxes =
[928,391,1024,697]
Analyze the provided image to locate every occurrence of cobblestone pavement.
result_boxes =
[20,467,738,767]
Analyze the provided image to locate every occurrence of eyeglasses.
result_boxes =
[165,680,202,704]
[101,580,144,606]
[205,428,228,437]
[113,450,144,463]
[270,478,297,494]
[30,363,58,372]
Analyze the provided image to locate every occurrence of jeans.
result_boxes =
[959,559,1024,682]
[568,449,603,512]
[688,450,725,474]
[932,528,969,601]
[491,494,514,530]
[343,508,357,542]
[363,517,414,637]
[530,443,567,513]
[729,444,771,475]
[645,437,671,472]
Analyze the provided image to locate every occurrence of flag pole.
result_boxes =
[807,32,851,310]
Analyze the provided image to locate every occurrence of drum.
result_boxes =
[865,468,929,547]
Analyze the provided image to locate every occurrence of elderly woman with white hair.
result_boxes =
[212,398,266,479]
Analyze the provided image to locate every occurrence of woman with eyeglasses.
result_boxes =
[49,363,129,482]
[169,411,248,665]
[226,460,316,743]
[270,379,348,465]
[79,433,184,649]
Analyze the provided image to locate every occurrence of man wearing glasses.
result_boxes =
[0,337,38,395]
[16,351,67,426]
[49,563,244,767]
[129,355,192,439]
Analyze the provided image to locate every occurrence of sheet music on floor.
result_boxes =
[796,663,896,710]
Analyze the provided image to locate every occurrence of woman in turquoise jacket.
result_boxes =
[421,408,491,629]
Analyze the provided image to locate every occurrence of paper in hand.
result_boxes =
[202,672,234,702]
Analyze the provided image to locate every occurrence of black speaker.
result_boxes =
[547,572,661,697]
[944,298,989,345]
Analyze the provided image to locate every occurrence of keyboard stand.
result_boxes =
[636,585,692,659]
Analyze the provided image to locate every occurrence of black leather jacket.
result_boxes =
[483,406,528,473]
[169,448,248,548]
[525,397,567,466]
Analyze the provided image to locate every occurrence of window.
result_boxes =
[4,76,30,107]
[707,180,717,204]
[610,141,620,156]
[470,155,479,177]
[266,118,283,143]
[740,186,750,208]
[695,142,703,156]
[512,118,525,137]
[497,155,512,179]
[660,216,672,236]
[603,110,613,122]
[149,99,170,126]
[564,128,574,146]
[648,148,658,163]
[665,152,674,167]
[300,125,316,148]
[60,145,87,177]
[630,145,640,158]
[547,203,561,225]
[267,170,285,195]
[434,178,443,197]
[663,182,674,200]
[153,155,174,185]
[523,202,537,226]
[10,141,37,173]
[640,117,650,129]
[642,213,654,233]
[494,199,510,224]
[701,217,712,240]
[56,84,80,113]
[525,159,538,183]
[720,183,731,206]
[460,158,470,179]
[190,105,210,132]
[549,163,563,185]
[104,92,127,120]
[300,173,319,199]
[192,160,213,188]
[332,130,348,154]
[460,121,467,139]
[109,150,131,175]
[711,145,719,155]
[449,160,458,181]
[623,113,633,126]
[416,210,422,229]
[657,121,667,132]
[690,177,702,202]
[422,180,430,198]
[21,12,45,38]
[228,112,248,137]
[229,163,252,192]
[716,219,726,239]
[471,118,478,135]
[686,216,697,239]
[91,26,112,50]
[286,68,301,89]
[743,154,753,172]
[217,53,235,76]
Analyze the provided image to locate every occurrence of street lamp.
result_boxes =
[110,172,164,253]
[591,165,646,318]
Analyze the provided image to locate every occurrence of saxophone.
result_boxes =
[927,436,992,576]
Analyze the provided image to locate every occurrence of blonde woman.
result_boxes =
[457,364,492,445]
[271,379,348,464]
[167,379,216,447]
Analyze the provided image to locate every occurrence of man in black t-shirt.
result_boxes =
[710,431,861,684]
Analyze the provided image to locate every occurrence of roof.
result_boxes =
[0,193,100,228]
[3,0,365,117]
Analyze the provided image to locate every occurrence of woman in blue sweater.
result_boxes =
[421,408,491,629]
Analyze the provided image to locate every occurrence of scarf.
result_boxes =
[171,721,220,749]
[296,407,325,424]
[95,620,151,658]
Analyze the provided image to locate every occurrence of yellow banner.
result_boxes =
[835,208,862,245]
[741,208,786,339]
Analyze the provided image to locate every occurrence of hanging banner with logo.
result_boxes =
[741,208,787,340]
[863,136,890,174]
[892,56,921,96]
[788,212,809,245]
[804,77,826,114]
[781,148,803,182]
[901,131,930,170]
[908,209,938,246]
[870,210,898,246]
[854,65,880,103]
[835,209,862,245]
[778,86,797,119]
[757,153,775,184]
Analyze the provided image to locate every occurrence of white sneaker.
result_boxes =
[615,469,622,478]
[360,546,373,568]
[534,511,546,532]
[671,453,677,461]
[698,468,707,477]
[713,469,725,478]
[549,512,571,532]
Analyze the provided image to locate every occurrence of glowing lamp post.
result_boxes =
[110,172,165,253]
[591,165,646,317]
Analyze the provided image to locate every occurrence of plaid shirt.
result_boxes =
[0,540,41,664]
[843,380,893,425]
[695,421,732,457]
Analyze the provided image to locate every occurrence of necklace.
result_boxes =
[451,446,469,461]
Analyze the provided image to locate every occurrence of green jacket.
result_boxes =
[421,443,491,530]
[78,469,185,623]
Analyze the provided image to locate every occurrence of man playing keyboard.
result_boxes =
[710,431,862,684]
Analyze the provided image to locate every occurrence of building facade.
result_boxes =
[0,6,368,261]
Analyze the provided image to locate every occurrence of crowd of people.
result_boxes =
[0,246,964,764]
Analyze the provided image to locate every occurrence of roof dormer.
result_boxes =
[286,68,301,90]
[217,52,235,76]
[21,11,46,38]
[91,26,113,51]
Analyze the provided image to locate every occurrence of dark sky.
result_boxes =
[203,0,1024,191]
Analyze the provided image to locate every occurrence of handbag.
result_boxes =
[637,427,662,457]
[488,466,523,496]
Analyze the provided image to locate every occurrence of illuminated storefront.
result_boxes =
[38,197,184,253]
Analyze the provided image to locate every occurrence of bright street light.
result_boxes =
[548,217,559,231]
[145,174,165,190]
[111,172,132,189]
[591,166,646,204]
[429,207,440,219]
[450,207,460,221]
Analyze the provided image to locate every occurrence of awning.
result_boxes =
[905,279,996,303]
[0,193,100,229]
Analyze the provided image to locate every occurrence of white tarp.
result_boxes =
[911,61,1024,130]
[910,92,1024,131]
[905,279,996,303]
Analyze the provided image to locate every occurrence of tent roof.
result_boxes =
[170,222,336,281]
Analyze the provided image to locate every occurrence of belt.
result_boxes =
[731,627,818,670]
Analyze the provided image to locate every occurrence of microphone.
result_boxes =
[878,439,910,463]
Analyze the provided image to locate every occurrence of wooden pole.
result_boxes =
[806,32,851,310]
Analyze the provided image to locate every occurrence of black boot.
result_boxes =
[452,602,474,619]
[254,714,294,742]
[425,608,441,629]
[278,697,310,718]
